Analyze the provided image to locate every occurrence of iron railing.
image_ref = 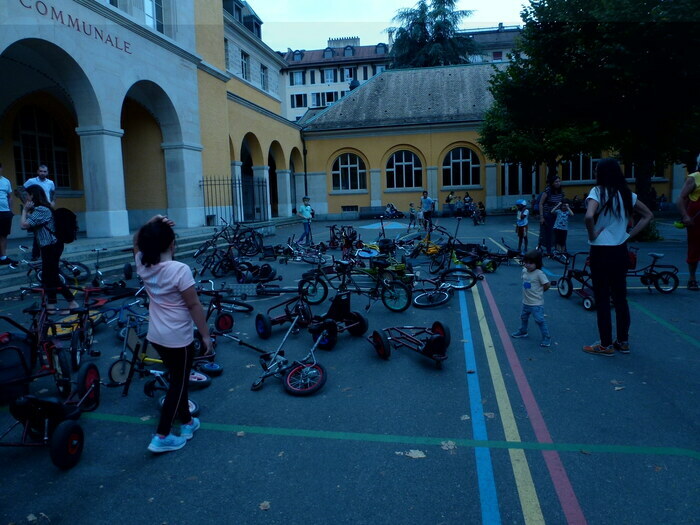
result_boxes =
[199,176,270,226]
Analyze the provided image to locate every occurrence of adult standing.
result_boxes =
[134,215,211,453]
[444,191,455,217]
[19,185,78,312]
[420,190,435,231]
[538,175,564,255]
[23,164,56,260]
[297,196,314,246]
[0,163,17,265]
[678,154,700,290]
[582,158,653,356]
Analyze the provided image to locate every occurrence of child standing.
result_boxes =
[511,250,552,347]
[408,202,417,230]
[515,199,529,254]
[552,201,574,253]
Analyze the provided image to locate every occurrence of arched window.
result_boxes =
[375,43,387,55]
[323,48,334,59]
[13,106,71,188]
[442,147,480,187]
[332,153,367,191]
[344,46,354,57]
[386,150,422,189]
[293,50,303,61]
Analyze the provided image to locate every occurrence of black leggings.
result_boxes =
[589,244,630,347]
[150,341,195,436]
[40,241,75,305]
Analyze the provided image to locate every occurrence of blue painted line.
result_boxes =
[459,288,502,524]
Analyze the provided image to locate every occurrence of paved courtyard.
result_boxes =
[0,213,698,524]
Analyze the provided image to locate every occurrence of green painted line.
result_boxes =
[80,412,700,460]
[629,299,700,349]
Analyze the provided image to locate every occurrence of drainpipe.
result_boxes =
[301,133,309,196]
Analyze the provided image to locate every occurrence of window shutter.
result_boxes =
[302,71,306,85]
[310,70,315,84]
[340,69,345,82]
[363,66,368,80]
[290,95,295,108]
[290,74,294,86]
[372,65,377,75]
[333,69,338,83]
[302,94,307,107]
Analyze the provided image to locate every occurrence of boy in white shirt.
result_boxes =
[511,250,552,347]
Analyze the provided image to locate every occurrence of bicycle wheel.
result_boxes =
[37,270,67,286]
[380,280,411,312]
[158,396,200,417]
[371,329,391,359]
[188,370,212,390]
[302,253,326,265]
[557,277,573,298]
[75,362,100,412]
[298,278,328,305]
[61,260,91,284]
[428,252,446,274]
[108,358,132,385]
[654,271,678,294]
[431,321,451,348]
[413,290,451,308]
[442,268,478,290]
[255,313,273,339]
[70,328,86,371]
[283,362,327,396]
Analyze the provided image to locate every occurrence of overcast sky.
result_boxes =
[251,0,526,53]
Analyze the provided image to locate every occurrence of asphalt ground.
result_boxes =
[0,214,698,525]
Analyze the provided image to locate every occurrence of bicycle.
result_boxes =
[278,235,327,265]
[11,245,91,286]
[411,266,481,308]
[299,258,411,312]
[625,246,679,294]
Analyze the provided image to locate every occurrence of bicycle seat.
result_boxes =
[10,395,81,422]
[22,304,41,316]
[648,253,664,260]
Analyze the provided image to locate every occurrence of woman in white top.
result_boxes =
[583,159,653,357]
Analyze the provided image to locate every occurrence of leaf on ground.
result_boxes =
[341,387,352,392]
[259,501,271,511]
[460,414,471,421]
[441,441,457,451]
[610,379,623,385]
[614,386,625,391]
[245,363,256,369]
[484,412,495,419]
[580,450,591,455]
[405,449,426,459]
[140,416,152,421]
[236,431,245,437]
[278,451,285,457]
[467,369,476,374]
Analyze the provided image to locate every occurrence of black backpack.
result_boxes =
[51,208,78,244]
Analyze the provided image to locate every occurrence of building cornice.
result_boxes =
[227,92,300,130]
[75,0,201,65]
[283,57,388,71]
[302,121,482,140]
[199,60,231,82]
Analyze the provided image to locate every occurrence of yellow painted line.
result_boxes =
[472,284,545,525]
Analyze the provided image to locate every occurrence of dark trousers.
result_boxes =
[589,244,630,347]
[151,341,195,436]
[40,241,74,305]
[538,213,556,254]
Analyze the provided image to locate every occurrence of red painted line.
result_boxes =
[480,278,587,525]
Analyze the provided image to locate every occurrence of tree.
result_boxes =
[388,0,477,69]
[479,0,700,204]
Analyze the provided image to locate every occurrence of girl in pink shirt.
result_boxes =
[134,215,211,453]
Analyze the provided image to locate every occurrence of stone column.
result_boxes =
[370,169,382,206]
[231,161,244,223]
[76,126,130,237]
[252,165,271,221]
[276,169,293,218]
[426,166,438,209]
[485,163,498,211]
[161,142,205,227]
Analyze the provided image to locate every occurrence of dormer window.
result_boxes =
[376,44,387,55]
[323,48,334,59]
[293,50,303,62]
[344,46,354,57]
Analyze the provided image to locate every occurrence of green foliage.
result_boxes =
[635,220,663,242]
[388,0,477,69]
[480,0,700,184]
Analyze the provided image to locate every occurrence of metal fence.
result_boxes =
[200,176,270,225]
